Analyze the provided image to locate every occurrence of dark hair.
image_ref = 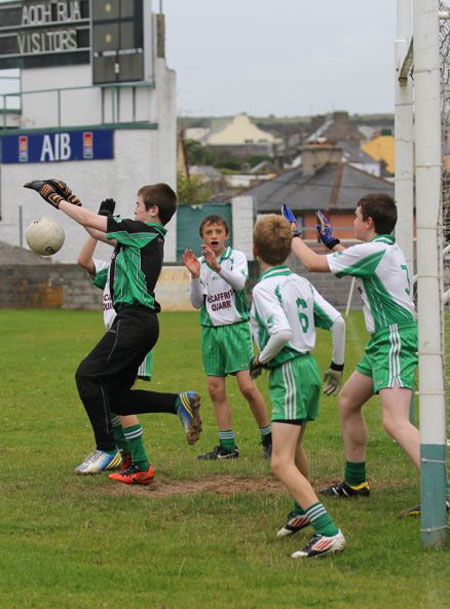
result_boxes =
[357,193,397,235]
[199,214,230,237]
[137,183,177,226]
[254,215,292,265]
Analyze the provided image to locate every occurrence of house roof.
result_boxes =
[189,165,223,179]
[362,135,395,174]
[306,112,363,144]
[207,113,275,146]
[245,162,393,213]
[338,140,379,165]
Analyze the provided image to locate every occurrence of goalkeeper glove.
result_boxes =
[24,180,64,209]
[46,179,82,206]
[249,356,264,380]
[98,198,116,217]
[281,203,301,238]
[316,210,341,250]
[322,362,344,396]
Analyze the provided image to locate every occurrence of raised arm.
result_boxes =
[291,238,331,272]
[281,204,344,272]
[24,179,108,232]
[58,200,108,232]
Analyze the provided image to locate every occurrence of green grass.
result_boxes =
[0,310,448,609]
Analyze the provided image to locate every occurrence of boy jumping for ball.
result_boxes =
[282,193,420,508]
[251,214,346,558]
[77,196,155,485]
[183,214,272,460]
[24,179,202,475]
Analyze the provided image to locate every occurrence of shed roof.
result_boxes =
[246,162,393,213]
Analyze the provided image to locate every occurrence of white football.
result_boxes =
[26,217,65,256]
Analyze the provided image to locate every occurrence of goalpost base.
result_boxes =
[420,443,448,548]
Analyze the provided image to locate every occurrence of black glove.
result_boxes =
[24,180,64,209]
[46,179,82,206]
[98,198,116,217]
[249,356,264,380]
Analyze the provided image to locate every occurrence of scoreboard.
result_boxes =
[92,0,148,84]
[0,0,152,83]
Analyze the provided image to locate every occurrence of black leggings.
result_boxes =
[75,305,178,451]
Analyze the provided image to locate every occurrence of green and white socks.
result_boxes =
[218,426,272,453]
[111,415,149,472]
[292,500,338,538]
[305,502,339,538]
[219,430,236,452]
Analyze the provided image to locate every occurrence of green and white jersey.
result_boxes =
[327,235,416,335]
[251,265,341,368]
[92,258,115,330]
[106,216,166,312]
[197,247,249,327]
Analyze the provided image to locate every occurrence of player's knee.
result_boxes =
[270,456,281,476]
[239,381,256,401]
[337,391,350,412]
[381,413,397,438]
[270,454,287,477]
[208,380,225,401]
[338,390,358,415]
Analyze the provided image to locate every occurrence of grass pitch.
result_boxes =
[0,309,449,609]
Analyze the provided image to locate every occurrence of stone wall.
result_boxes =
[0,261,360,311]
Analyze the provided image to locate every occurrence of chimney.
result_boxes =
[300,144,342,175]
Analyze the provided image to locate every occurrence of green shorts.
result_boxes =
[137,351,153,381]
[269,354,321,422]
[356,323,418,392]
[201,322,253,376]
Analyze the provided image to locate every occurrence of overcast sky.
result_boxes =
[0,0,398,118]
[163,0,397,117]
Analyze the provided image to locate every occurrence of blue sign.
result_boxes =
[0,129,114,164]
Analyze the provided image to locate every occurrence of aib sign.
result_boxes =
[1,129,113,163]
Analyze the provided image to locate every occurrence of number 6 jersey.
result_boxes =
[250,265,342,368]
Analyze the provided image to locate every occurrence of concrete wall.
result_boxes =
[0,261,360,312]
[0,264,195,311]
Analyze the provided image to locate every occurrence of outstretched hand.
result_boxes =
[24,180,64,209]
[98,198,116,217]
[315,210,340,250]
[47,179,82,206]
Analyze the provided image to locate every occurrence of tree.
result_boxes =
[177,172,212,205]
[184,139,214,166]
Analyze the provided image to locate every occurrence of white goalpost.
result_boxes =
[396,0,448,548]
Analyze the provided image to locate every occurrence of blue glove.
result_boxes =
[316,210,341,250]
[281,204,301,238]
